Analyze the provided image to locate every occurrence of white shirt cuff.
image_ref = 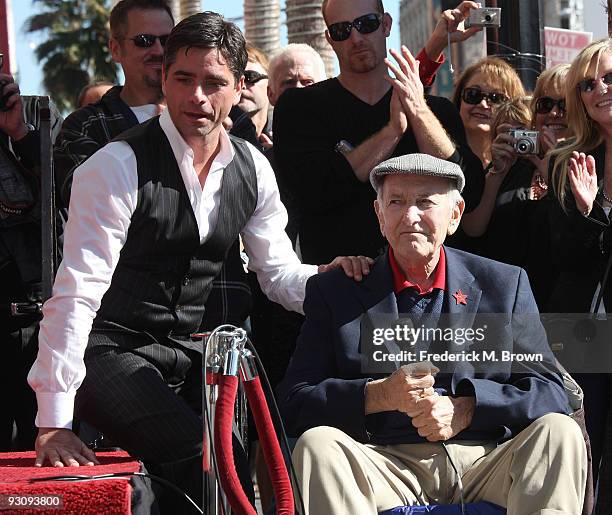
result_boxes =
[35,391,76,429]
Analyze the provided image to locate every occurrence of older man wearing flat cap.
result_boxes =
[277,154,586,514]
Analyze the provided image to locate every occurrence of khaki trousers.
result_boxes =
[293,413,586,515]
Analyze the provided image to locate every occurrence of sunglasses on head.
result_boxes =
[327,13,383,42]
[461,87,507,105]
[124,33,168,48]
[535,96,566,114]
[243,70,268,85]
[578,71,612,93]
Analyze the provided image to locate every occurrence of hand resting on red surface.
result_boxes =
[35,428,99,467]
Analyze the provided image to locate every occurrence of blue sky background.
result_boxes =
[11,0,402,96]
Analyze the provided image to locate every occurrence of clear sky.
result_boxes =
[11,0,402,96]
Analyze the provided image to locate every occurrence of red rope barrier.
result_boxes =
[213,375,256,515]
[244,377,295,515]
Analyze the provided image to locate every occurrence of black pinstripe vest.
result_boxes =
[93,117,258,336]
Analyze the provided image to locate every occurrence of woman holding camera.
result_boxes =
[451,57,525,167]
[446,57,524,252]
[459,64,571,308]
[549,38,612,494]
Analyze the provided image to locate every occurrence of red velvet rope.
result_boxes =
[244,377,295,515]
[213,375,257,515]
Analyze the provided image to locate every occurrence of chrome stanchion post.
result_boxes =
[240,349,258,382]
[202,326,248,515]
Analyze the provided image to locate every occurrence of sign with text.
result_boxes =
[544,27,593,69]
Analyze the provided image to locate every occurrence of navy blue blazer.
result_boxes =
[277,246,570,445]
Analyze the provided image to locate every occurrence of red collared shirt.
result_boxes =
[388,246,446,295]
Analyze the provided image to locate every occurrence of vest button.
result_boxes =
[182,277,190,286]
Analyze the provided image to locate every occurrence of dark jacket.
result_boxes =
[53,86,137,209]
[548,144,612,313]
[277,246,569,444]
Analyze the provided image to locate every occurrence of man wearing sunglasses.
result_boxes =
[54,0,173,207]
[234,44,273,149]
[273,0,483,267]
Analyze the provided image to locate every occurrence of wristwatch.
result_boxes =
[334,139,355,156]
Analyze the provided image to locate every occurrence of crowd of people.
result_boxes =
[0,0,611,513]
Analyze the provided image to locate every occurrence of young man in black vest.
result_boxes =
[29,12,369,509]
[54,0,255,334]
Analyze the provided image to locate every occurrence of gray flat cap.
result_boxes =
[370,153,465,193]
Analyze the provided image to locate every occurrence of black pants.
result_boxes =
[0,326,38,451]
[574,373,612,489]
[74,331,203,513]
[74,330,254,514]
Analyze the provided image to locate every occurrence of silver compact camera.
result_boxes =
[465,7,501,28]
[509,130,539,155]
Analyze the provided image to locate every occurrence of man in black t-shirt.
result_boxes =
[273,0,483,265]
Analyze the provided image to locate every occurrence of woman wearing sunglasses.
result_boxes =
[451,57,525,167]
[445,57,524,252]
[548,38,612,502]
[459,65,571,309]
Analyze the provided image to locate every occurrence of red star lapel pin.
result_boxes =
[453,290,468,306]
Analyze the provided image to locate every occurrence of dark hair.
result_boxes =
[110,0,174,37]
[164,12,248,84]
[321,0,384,24]
[76,81,115,108]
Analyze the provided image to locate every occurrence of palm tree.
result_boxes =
[244,0,281,58]
[23,0,118,113]
[179,0,201,20]
[285,0,334,77]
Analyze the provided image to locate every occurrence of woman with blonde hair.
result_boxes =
[451,57,525,166]
[548,37,612,495]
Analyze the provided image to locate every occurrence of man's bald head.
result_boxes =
[322,0,384,24]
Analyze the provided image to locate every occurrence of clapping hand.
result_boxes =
[568,151,598,216]
[384,46,426,120]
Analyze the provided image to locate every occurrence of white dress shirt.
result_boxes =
[28,108,317,429]
[130,104,159,123]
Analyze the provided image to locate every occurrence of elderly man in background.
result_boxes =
[277,153,586,514]
[267,43,327,107]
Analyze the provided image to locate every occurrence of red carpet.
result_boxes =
[0,451,140,514]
